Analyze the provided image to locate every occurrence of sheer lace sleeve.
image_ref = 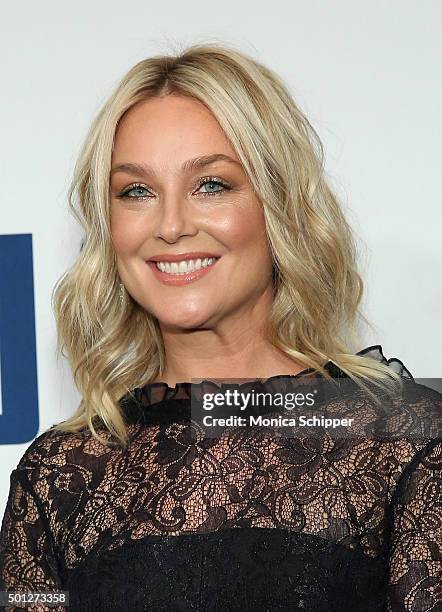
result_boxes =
[388,438,442,611]
[0,443,65,611]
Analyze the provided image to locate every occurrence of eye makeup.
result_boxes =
[114,176,233,201]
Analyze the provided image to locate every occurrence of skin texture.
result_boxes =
[110,94,306,385]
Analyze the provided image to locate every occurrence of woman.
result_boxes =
[0,42,440,611]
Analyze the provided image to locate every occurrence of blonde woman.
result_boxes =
[0,43,440,611]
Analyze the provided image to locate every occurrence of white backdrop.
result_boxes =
[1,0,441,518]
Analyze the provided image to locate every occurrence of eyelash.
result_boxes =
[116,176,232,201]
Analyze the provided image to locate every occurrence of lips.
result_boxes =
[147,256,220,286]
[148,252,221,262]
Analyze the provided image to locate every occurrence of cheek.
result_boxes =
[218,210,272,282]
[221,207,268,254]
[110,210,147,255]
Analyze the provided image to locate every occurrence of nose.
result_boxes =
[152,192,197,242]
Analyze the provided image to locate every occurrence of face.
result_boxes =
[109,94,274,332]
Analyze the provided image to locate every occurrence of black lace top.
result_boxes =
[0,345,441,612]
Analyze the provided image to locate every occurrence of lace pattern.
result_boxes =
[0,346,440,611]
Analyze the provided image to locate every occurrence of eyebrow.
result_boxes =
[110,153,242,179]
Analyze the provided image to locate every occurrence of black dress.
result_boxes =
[0,345,441,612]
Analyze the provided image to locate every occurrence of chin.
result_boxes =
[157,311,215,331]
[156,305,217,330]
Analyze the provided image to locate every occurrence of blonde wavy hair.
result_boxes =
[51,41,404,448]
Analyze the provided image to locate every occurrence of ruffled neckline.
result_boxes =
[120,345,413,425]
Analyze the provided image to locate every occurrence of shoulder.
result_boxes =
[325,347,441,474]
[343,347,441,440]
[400,376,442,414]
[16,426,89,471]
[389,376,441,440]
[382,378,442,492]
[12,424,117,496]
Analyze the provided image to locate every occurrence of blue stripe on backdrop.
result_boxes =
[0,234,39,443]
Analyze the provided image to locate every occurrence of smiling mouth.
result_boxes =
[151,257,220,275]
[146,256,221,285]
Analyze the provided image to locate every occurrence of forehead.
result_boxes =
[112,95,237,166]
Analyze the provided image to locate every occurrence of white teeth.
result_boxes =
[155,257,218,275]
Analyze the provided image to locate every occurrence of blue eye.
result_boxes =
[120,185,150,199]
[117,177,231,201]
[196,178,231,197]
